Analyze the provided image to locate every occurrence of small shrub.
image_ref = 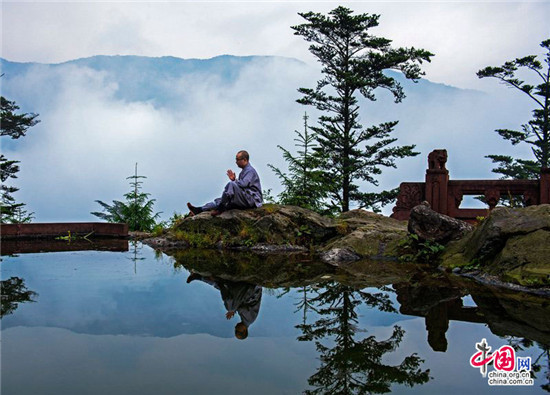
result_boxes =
[399,233,445,264]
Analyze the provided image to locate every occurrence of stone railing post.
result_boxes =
[425,150,449,215]
[540,168,550,204]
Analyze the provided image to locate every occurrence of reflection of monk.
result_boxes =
[187,273,262,340]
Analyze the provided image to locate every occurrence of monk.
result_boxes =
[187,150,263,216]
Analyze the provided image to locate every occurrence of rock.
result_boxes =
[168,204,338,249]
[320,247,361,264]
[323,210,408,258]
[408,201,473,244]
[440,204,550,286]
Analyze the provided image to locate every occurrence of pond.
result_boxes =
[1,241,549,394]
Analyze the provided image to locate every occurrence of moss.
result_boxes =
[487,229,550,286]
[336,220,351,235]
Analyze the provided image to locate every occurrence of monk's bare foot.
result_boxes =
[187,202,202,215]
[186,273,200,283]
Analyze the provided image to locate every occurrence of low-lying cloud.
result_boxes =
[1,55,534,221]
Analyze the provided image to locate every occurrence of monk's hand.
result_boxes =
[227,169,236,181]
[226,311,235,320]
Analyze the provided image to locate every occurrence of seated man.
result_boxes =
[187,150,263,216]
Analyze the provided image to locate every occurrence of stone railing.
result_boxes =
[391,149,550,222]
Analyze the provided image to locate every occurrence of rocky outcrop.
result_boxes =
[440,204,550,286]
[165,204,339,248]
[408,201,473,243]
[143,205,408,263]
[321,209,408,260]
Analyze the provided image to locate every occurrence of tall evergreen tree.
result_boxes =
[0,95,40,223]
[269,112,327,213]
[292,6,433,212]
[477,38,550,179]
[91,163,161,232]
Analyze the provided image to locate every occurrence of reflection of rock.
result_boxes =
[464,280,550,346]
[408,201,473,243]
[441,204,550,286]
[169,249,335,288]
[394,272,550,350]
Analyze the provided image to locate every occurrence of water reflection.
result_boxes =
[0,238,129,255]
[0,277,38,318]
[393,271,550,350]
[186,273,262,339]
[296,282,431,394]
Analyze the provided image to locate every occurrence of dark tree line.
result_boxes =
[1,92,39,223]
[478,38,550,181]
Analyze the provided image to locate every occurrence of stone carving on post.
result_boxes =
[391,183,424,221]
[425,149,449,216]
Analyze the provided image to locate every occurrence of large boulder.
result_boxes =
[165,204,338,248]
[441,204,550,286]
[321,209,408,261]
[408,201,473,244]
[144,206,409,264]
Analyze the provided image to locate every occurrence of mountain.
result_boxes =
[0,55,533,221]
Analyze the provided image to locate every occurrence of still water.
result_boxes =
[1,241,548,394]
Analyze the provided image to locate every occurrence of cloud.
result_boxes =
[2,53,537,221]
[2,2,549,90]
[2,57,317,221]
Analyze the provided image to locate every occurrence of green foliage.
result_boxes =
[261,188,277,204]
[0,95,39,223]
[398,233,445,264]
[477,38,550,182]
[55,230,94,242]
[91,163,161,232]
[269,112,328,213]
[292,6,433,212]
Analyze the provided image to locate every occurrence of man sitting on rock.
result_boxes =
[187,150,263,216]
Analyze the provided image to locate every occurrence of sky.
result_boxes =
[2,1,549,90]
[1,1,549,221]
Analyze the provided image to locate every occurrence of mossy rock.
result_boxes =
[323,210,408,258]
[440,205,550,286]
[170,204,338,248]
[490,229,550,286]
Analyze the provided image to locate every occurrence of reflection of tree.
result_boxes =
[295,285,318,326]
[505,337,550,392]
[535,345,550,393]
[297,282,430,394]
[128,240,146,273]
[1,277,38,318]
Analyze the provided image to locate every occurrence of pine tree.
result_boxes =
[91,163,161,232]
[269,113,328,213]
[1,95,40,223]
[292,6,433,212]
[477,38,550,180]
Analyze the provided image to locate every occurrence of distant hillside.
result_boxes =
[1,55,306,105]
[0,54,531,222]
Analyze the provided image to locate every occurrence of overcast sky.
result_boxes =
[2,1,549,90]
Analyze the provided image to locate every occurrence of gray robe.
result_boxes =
[202,163,263,211]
